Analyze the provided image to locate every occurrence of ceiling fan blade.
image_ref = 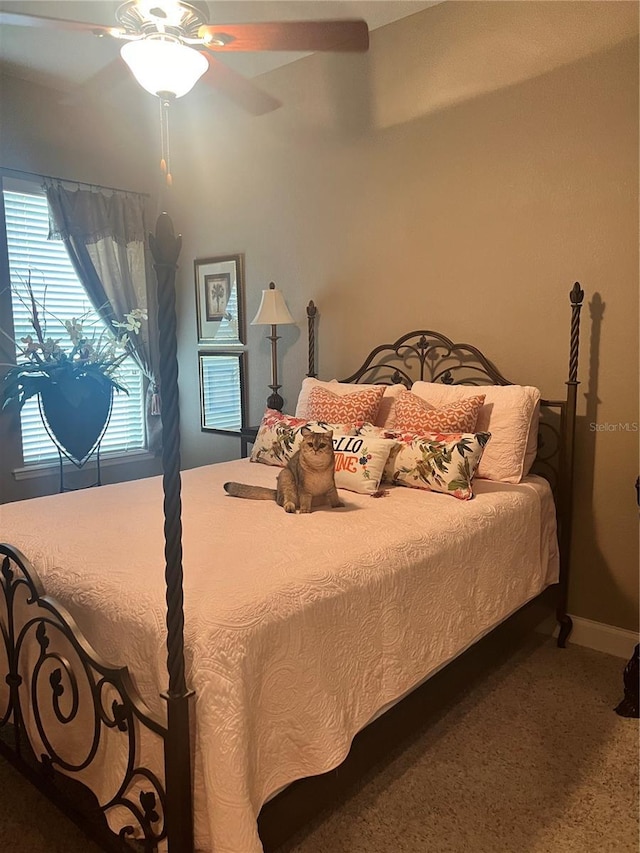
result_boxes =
[200,55,282,116]
[0,10,121,37]
[199,20,369,53]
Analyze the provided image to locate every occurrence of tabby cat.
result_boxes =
[224,428,343,513]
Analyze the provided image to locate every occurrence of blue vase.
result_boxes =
[39,376,113,466]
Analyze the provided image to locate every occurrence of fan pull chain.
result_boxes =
[159,95,173,188]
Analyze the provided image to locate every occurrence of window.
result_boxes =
[2,181,146,465]
[199,352,246,432]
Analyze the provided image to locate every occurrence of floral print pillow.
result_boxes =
[249,411,397,495]
[250,409,351,467]
[383,431,492,500]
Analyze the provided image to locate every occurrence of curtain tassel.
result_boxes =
[151,384,161,416]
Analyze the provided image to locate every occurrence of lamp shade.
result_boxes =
[251,283,295,326]
[120,38,208,98]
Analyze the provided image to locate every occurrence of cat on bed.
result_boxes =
[224,428,343,513]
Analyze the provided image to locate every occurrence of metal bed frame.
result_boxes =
[0,213,584,852]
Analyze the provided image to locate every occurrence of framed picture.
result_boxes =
[204,272,231,322]
[195,254,245,347]
[198,351,247,435]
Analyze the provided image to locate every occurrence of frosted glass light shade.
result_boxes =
[120,38,208,98]
[251,285,295,326]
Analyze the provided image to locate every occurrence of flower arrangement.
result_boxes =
[1,274,147,411]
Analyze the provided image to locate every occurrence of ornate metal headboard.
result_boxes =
[306,285,584,495]
[307,284,585,647]
[338,328,563,491]
[339,329,511,388]
[345,329,567,493]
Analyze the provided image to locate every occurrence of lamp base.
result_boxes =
[266,391,284,412]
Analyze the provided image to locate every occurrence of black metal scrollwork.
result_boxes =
[0,546,168,850]
[341,329,513,387]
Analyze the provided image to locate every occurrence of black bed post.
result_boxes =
[556,282,584,648]
[149,213,195,852]
[307,300,317,378]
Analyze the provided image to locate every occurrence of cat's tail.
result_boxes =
[223,482,277,501]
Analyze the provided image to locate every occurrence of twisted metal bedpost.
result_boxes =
[149,213,194,852]
[556,282,585,648]
[307,300,317,378]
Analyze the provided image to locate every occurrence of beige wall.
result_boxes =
[171,2,639,631]
[0,2,637,631]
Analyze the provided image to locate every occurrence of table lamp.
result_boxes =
[251,282,295,411]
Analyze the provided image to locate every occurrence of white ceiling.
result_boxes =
[0,1,440,90]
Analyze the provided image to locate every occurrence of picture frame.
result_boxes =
[195,254,245,347]
[204,272,231,322]
[198,351,247,435]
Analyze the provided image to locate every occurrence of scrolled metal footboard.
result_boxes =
[0,543,168,851]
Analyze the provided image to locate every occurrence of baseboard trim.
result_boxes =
[544,616,639,658]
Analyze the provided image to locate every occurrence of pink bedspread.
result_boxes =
[0,459,558,852]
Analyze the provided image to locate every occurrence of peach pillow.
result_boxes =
[295,378,402,429]
[393,389,485,434]
[307,385,385,424]
[295,378,378,418]
[410,382,541,483]
[374,384,405,430]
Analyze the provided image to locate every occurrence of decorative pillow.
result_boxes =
[393,389,485,434]
[351,422,386,437]
[384,431,492,500]
[250,410,349,468]
[307,385,385,425]
[295,378,380,418]
[332,433,398,494]
[249,411,397,494]
[410,382,541,483]
[374,383,406,430]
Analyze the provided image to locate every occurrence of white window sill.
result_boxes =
[12,449,155,481]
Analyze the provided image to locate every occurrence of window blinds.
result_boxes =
[3,187,146,464]
[200,353,243,431]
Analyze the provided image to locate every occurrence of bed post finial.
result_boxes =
[556,281,584,649]
[149,212,194,853]
[568,282,584,384]
[307,300,318,378]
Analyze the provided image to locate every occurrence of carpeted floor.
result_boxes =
[0,638,637,853]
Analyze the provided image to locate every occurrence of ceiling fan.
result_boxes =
[0,1,369,115]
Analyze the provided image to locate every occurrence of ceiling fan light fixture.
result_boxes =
[120,36,208,97]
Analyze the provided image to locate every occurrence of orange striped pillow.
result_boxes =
[307,385,385,424]
[393,389,485,434]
